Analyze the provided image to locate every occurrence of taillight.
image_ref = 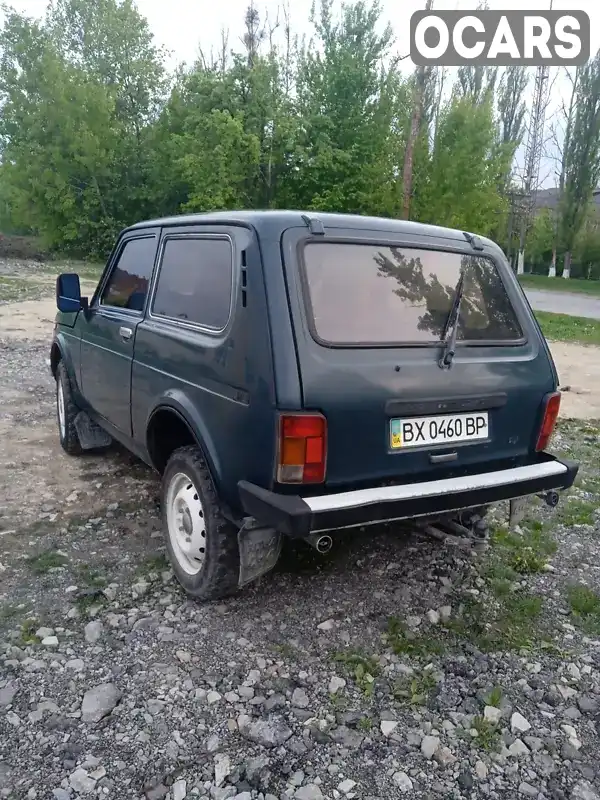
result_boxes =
[277,413,327,483]
[536,392,561,452]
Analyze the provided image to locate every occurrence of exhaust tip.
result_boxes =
[315,535,333,554]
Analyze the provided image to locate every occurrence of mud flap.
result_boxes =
[237,521,282,587]
[74,411,113,450]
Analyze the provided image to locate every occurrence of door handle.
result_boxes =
[119,326,133,341]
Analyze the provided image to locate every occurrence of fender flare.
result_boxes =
[145,390,222,487]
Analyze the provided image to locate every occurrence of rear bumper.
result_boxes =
[238,456,579,538]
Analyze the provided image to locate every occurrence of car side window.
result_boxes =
[100,236,156,312]
[152,236,233,330]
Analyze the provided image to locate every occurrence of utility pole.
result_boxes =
[516,0,552,275]
[401,0,434,220]
[517,65,550,275]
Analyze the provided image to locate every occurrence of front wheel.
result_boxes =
[161,445,240,600]
[56,362,83,456]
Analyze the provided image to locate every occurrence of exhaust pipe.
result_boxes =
[305,533,333,554]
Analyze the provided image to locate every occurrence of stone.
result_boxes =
[457,771,474,792]
[69,768,96,794]
[484,705,503,724]
[66,659,84,671]
[330,726,363,749]
[439,605,452,621]
[571,780,600,800]
[81,683,122,723]
[329,676,346,694]
[508,739,530,757]
[380,720,398,737]
[176,650,191,663]
[295,786,324,800]
[567,663,581,680]
[52,791,71,800]
[0,683,17,707]
[511,712,531,734]
[392,772,413,793]
[317,619,335,631]
[421,735,440,759]
[292,688,309,708]
[475,761,488,779]
[215,755,230,787]
[518,783,539,797]
[42,635,59,647]
[577,696,599,714]
[239,718,293,748]
[427,609,440,624]
[84,620,104,644]
[35,627,54,639]
[434,746,456,767]
[207,691,222,705]
[338,779,357,794]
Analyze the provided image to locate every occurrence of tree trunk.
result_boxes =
[548,248,557,277]
[562,250,572,279]
[401,0,434,220]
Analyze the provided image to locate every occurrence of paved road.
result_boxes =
[524,288,600,320]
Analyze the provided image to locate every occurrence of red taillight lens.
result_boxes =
[536,392,561,452]
[277,413,327,483]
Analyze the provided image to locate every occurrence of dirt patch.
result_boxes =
[0,234,48,261]
[550,341,600,420]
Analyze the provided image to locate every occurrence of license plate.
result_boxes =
[390,411,489,449]
[509,496,528,527]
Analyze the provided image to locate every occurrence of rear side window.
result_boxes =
[302,242,523,346]
[100,236,156,311]
[152,236,233,329]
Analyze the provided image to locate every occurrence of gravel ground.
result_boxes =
[1,260,600,800]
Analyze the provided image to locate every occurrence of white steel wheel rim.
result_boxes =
[57,380,66,439]
[166,472,207,575]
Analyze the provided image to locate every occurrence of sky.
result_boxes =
[4,0,600,189]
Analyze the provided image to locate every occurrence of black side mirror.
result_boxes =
[56,273,85,313]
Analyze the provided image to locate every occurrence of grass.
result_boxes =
[567,584,600,635]
[386,617,447,657]
[470,715,501,751]
[331,649,381,697]
[491,522,557,575]
[557,497,597,527]
[136,553,169,576]
[26,549,68,574]
[535,311,600,346]
[0,276,49,302]
[19,618,40,645]
[519,274,600,296]
[484,686,503,708]
[392,669,439,706]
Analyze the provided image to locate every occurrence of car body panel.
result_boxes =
[51,210,567,525]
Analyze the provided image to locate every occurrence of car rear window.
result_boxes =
[301,242,523,346]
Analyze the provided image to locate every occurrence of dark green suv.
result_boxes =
[51,211,578,600]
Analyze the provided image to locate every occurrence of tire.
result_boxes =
[161,445,240,601]
[56,361,83,456]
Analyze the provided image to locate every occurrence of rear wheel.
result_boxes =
[56,362,83,456]
[161,445,240,600]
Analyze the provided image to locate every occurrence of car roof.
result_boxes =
[124,210,493,248]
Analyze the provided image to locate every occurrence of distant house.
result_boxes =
[534,187,600,212]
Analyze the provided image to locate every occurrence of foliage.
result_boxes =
[559,55,600,274]
[0,0,600,276]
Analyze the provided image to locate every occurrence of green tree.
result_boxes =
[559,54,600,278]
[413,97,510,236]
[282,0,405,216]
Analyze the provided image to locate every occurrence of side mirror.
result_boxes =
[56,273,84,313]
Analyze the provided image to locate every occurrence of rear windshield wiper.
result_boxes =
[438,270,466,370]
